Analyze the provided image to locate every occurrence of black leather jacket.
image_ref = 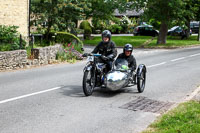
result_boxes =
[116,53,137,71]
[91,41,117,60]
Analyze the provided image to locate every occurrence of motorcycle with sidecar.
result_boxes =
[82,53,146,96]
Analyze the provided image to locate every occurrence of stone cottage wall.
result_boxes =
[0,0,29,38]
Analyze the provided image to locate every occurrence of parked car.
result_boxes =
[190,21,199,33]
[133,25,158,37]
[167,26,192,36]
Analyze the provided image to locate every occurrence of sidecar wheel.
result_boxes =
[137,69,146,93]
[83,70,95,96]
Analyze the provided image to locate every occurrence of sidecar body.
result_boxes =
[105,58,146,93]
[106,71,129,91]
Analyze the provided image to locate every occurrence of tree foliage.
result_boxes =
[31,0,91,36]
[117,0,200,44]
[85,0,119,31]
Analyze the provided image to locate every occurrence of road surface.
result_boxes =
[0,46,200,133]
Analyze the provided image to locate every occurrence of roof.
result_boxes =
[114,9,143,17]
[137,25,153,28]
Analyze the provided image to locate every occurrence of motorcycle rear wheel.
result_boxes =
[83,70,95,96]
[137,69,146,93]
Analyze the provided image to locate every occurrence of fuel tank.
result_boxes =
[105,71,129,91]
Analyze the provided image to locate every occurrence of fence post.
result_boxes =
[20,34,22,49]
[31,34,34,49]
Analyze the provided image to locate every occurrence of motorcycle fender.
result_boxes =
[83,65,93,72]
[137,64,147,77]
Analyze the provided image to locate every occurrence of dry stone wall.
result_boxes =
[0,44,62,71]
[0,50,27,71]
[29,44,62,66]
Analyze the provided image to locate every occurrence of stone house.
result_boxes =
[0,0,30,40]
[77,9,143,28]
[114,9,143,19]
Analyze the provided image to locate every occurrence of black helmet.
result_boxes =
[102,30,111,41]
[123,44,133,55]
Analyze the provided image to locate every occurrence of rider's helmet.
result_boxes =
[102,30,111,42]
[123,44,133,56]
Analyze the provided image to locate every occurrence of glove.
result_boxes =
[101,55,108,61]
[82,53,92,57]
[82,53,88,57]
[107,54,114,60]
[121,65,128,70]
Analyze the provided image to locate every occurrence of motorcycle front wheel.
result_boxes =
[82,70,95,96]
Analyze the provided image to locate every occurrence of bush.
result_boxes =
[54,32,84,62]
[80,20,92,39]
[84,27,92,39]
[120,19,129,33]
[54,32,83,47]
[56,42,83,63]
[108,24,122,34]
[80,20,91,29]
[0,25,26,51]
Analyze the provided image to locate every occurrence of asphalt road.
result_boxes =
[0,46,200,133]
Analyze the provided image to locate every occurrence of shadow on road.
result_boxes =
[59,85,85,97]
[59,85,139,98]
[92,87,139,98]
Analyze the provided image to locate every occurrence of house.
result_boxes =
[77,9,143,28]
[114,9,143,18]
[0,0,30,40]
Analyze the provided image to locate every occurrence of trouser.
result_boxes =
[129,70,136,82]
[96,58,113,73]
[105,60,112,72]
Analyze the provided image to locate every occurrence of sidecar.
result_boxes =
[105,59,146,93]
[82,54,146,96]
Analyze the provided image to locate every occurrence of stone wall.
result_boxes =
[0,44,62,71]
[0,50,27,71]
[29,44,62,66]
[0,0,29,38]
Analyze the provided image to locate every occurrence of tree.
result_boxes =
[85,0,119,31]
[179,0,200,41]
[178,0,200,38]
[143,0,184,44]
[117,0,192,44]
[194,0,200,41]
[31,0,91,37]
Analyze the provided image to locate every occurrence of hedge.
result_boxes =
[0,25,26,51]
[54,32,83,47]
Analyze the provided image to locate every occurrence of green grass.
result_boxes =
[148,36,200,48]
[83,35,200,48]
[143,101,200,133]
[83,36,152,47]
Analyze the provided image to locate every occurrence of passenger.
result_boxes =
[116,43,137,82]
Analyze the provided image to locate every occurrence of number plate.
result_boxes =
[87,56,94,62]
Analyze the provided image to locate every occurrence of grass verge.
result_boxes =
[142,100,200,133]
[147,36,200,48]
[83,35,200,48]
[83,36,152,47]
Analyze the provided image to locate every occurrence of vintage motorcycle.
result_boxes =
[82,53,146,96]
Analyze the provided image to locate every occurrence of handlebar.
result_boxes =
[82,53,101,57]
[93,54,101,57]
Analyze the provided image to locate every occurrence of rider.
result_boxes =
[116,43,137,82]
[91,30,117,72]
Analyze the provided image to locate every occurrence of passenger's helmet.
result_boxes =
[102,30,111,41]
[123,44,133,55]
